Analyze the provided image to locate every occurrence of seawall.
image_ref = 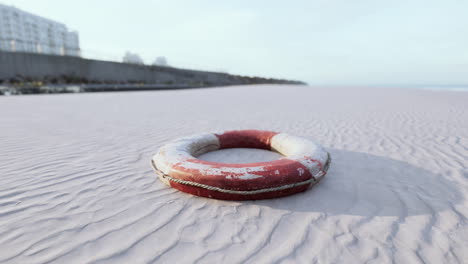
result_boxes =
[0,51,302,86]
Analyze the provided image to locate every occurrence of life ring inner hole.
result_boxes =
[198,148,284,164]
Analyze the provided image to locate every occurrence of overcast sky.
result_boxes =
[2,0,468,85]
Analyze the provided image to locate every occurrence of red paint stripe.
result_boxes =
[169,158,314,191]
[215,130,279,150]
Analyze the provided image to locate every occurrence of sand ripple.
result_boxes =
[0,86,467,263]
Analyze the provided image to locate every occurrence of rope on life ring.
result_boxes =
[151,153,330,195]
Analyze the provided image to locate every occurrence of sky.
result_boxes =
[1,0,468,85]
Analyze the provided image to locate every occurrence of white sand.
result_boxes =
[0,85,467,263]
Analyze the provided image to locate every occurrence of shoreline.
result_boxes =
[1,83,467,96]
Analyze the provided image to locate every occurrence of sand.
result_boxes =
[0,85,467,263]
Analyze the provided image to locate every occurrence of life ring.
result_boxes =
[151,130,331,200]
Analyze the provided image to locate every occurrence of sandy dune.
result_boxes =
[0,85,467,263]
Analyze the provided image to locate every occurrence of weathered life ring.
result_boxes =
[151,130,331,200]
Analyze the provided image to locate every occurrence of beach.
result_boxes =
[0,85,467,263]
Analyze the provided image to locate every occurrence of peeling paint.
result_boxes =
[152,130,330,200]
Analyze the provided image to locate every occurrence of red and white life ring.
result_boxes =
[151,130,331,200]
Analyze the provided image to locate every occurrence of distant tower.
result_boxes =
[0,4,80,56]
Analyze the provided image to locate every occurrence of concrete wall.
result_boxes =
[0,51,261,85]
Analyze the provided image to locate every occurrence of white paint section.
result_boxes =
[153,133,220,175]
[271,133,329,178]
[237,174,264,180]
[176,161,267,180]
[156,171,171,187]
[271,133,328,163]
[296,158,324,180]
[297,167,305,176]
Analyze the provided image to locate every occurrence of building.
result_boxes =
[123,51,144,65]
[0,4,80,56]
